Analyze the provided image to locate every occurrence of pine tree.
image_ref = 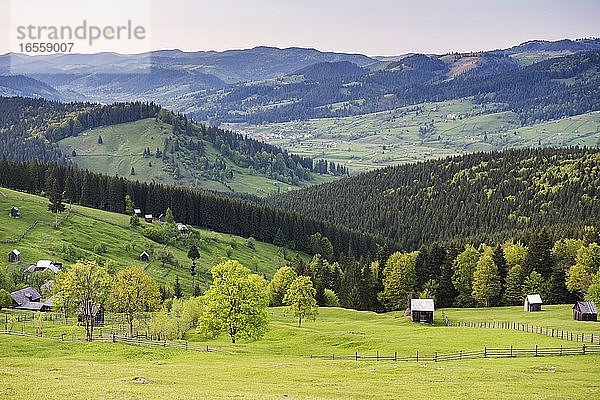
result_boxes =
[173,276,183,298]
[492,245,508,297]
[98,135,103,144]
[524,229,555,278]
[46,173,65,214]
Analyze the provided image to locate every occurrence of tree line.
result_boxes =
[0,158,382,260]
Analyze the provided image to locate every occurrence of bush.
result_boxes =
[246,237,256,250]
[93,243,107,254]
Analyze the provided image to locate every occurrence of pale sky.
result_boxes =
[1,0,599,55]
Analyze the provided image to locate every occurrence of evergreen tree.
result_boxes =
[503,264,525,305]
[46,173,65,214]
[524,229,554,278]
[124,195,135,215]
[165,207,175,225]
[492,245,508,296]
[273,228,286,248]
[98,135,103,144]
[173,276,183,298]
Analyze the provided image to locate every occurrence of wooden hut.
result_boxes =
[78,302,105,326]
[140,251,150,262]
[134,208,142,216]
[144,214,153,223]
[410,299,435,324]
[573,301,598,321]
[9,206,20,218]
[524,294,543,312]
[8,249,20,263]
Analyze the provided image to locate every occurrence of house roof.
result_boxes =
[574,301,598,314]
[411,298,435,312]
[11,287,42,306]
[526,294,543,304]
[25,260,60,274]
[134,208,141,213]
[10,249,20,256]
[17,301,46,311]
[144,214,153,218]
[140,251,149,257]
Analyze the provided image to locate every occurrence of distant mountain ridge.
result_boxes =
[1,38,599,125]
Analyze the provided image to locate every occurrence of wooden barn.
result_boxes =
[140,251,150,262]
[573,301,598,321]
[8,249,20,263]
[144,214,153,223]
[10,287,53,312]
[524,294,543,312]
[410,299,435,324]
[134,208,142,216]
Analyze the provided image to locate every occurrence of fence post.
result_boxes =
[112,333,116,342]
[460,350,462,360]
[510,345,513,357]
[560,345,562,356]
[535,345,538,357]
[394,352,397,362]
[435,352,438,362]
[416,351,419,362]
[355,352,358,361]
[376,351,379,362]
[591,334,594,344]
[583,344,586,355]
[484,347,487,358]
[61,333,65,341]
[185,342,188,351]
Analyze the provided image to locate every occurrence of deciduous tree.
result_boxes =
[109,266,161,337]
[283,276,318,327]
[199,260,268,343]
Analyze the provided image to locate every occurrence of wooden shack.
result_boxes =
[78,302,105,326]
[140,251,150,262]
[410,299,435,324]
[144,214,153,223]
[8,249,20,263]
[524,294,543,312]
[573,301,598,321]
[9,206,20,218]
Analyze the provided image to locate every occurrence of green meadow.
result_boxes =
[57,118,336,196]
[1,306,599,399]
[0,187,304,292]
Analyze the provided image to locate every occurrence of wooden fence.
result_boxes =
[309,344,600,362]
[0,329,230,354]
[448,320,600,345]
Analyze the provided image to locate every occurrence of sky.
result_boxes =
[1,0,600,55]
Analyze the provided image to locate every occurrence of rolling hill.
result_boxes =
[0,187,306,293]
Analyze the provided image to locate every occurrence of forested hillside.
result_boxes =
[194,50,600,124]
[0,159,380,259]
[0,97,347,194]
[267,147,600,250]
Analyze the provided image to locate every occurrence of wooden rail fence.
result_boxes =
[448,320,600,345]
[309,344,600,362]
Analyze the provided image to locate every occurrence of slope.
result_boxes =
[267,147,600,249]
[0,187,306,293]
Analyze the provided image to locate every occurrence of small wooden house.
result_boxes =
[410,299,435,324]
[140,251,150,262]
[9,206,20,218]
[25,260,61,274]
[144,214,153,223]
[78,302,105,326]
[573,301,598,321]
[134,208,142,216]
[8,249,20,263]
[524,294,543,312]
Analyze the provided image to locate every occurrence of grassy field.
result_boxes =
[57,118,337,196]
[226,99,600,172]
[0,187,305,293]
[1,306,599,399]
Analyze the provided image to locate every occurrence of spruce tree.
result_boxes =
[173,276,183,298]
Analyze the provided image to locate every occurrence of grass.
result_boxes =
[0,187,305,293]
[1,305,600,399]
[57,118,338,196]
[227,99,600,173]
